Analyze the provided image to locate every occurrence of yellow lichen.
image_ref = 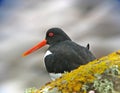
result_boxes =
[36,50,120,93]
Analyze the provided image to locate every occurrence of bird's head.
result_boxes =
[46,28,71,45]
[23,28,71,56]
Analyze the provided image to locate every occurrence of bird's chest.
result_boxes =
[44,50,54,69]
[44,50,64,80]
[44,50,55,71]
[44,49,67,73]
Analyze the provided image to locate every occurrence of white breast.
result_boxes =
[44,50,52,58]
[49,73,62,80]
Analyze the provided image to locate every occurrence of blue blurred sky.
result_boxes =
[0,0,21,23]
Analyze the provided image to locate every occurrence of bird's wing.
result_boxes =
[48,40,95,73]
[69,41,96,62]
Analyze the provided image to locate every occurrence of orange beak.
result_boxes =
[23,39,47,57]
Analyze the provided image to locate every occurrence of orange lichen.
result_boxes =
[36,50,120,93]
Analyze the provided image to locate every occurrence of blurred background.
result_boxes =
[0,0,120,93]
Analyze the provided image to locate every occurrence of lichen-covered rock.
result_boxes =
[26,50,120,93]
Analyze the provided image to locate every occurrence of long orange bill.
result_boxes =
[23,39,47,57]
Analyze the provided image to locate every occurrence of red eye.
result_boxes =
[48,32,54,37]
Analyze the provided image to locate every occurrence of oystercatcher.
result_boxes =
[23,28,96,80]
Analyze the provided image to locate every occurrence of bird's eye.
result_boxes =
[48,32,54,37]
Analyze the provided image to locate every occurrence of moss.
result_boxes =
[93,77,114,93]
[29,50,120,93]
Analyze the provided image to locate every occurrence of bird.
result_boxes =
[23,28,96,80]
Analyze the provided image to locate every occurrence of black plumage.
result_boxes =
[44,28,96,73]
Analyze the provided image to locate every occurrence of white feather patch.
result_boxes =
[44,50,52,58]
[49,73,62,80]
